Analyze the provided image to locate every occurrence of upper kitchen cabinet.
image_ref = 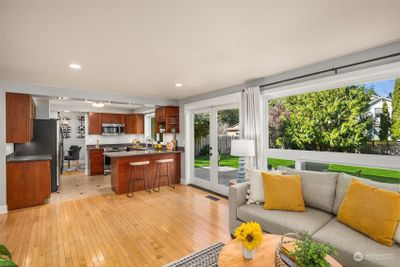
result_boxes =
[102,113,124,124]
[6,92,36,143]
[88,112,102,134]
[155,106,179,133]
[125,114,144,134]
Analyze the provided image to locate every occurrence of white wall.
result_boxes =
[60,111,86,160]
[5,143,13,156]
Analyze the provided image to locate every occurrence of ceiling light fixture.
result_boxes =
[69,63,82,70]
[92,102,105,108]
[174,83,183,87]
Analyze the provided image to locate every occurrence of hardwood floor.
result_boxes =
[0,185,230,267]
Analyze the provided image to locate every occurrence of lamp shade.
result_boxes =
[230,139,255,157]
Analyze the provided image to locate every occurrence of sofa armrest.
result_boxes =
[229,181,250,234]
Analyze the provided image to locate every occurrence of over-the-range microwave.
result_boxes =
[101,123,125,136]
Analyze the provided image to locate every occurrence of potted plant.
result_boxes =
[0,244,17,267]
[234,222,263,260]
[289,232,336,267]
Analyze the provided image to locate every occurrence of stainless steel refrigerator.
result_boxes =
[14,119,64,192]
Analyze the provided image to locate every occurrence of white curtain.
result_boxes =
[240,86,262,170]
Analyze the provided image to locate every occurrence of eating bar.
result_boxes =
[104,150,181,194]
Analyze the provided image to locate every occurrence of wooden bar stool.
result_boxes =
[153,158,175,192]
[127,161,151,198]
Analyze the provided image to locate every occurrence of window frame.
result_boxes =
[261,61,400,171]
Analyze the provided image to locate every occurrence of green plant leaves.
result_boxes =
[0,245,17,267]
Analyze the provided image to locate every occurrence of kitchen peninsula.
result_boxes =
[104,150,181,194]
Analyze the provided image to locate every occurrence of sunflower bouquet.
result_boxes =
[234,222,264,251]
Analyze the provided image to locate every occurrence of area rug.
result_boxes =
[164,242,225,267]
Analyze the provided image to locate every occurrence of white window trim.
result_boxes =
[263,61,400,171]
[144,113,155,139]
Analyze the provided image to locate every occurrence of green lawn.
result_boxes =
[195,154,239,168]
[195,155,400,184]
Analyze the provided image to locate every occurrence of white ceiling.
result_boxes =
[1,0,400,100]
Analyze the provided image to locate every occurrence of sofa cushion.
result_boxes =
[337,179,400,246]
[237,204,332,235]
[333,173,400,214]
[262,172,305,211]
[247,169,283,204]
[278,168,338,213]
[313,219,400,267]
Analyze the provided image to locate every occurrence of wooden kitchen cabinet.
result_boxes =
[6,92,36,143]
[125,114,144,134]
[88,112,102,134]
[89,148,104,175]
[101,113,124,124]
[7,160,51,210]
[155,106,179,133]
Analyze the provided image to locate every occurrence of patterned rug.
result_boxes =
[164,242,225,267]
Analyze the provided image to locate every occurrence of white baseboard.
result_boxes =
[180,179,188,185]
[0,205,8,214]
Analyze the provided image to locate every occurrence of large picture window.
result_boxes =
[268,78,400,155]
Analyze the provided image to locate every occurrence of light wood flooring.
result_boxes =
[0,185,230,267]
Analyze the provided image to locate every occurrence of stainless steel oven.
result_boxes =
[102,123,125,136]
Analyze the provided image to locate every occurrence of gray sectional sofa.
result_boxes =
[229,169,400,267]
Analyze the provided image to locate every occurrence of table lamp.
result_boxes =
[230,139,255,183]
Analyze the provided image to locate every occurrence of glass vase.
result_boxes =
[242,246,254,260]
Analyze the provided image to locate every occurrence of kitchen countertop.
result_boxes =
[6,154,52,163]
[103,150,181,158]
[87,143,185,152]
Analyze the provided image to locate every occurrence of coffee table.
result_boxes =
[218,233,342,267]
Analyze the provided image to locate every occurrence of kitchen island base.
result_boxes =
[109,151,181,194]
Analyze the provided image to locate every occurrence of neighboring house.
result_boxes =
[225,123,240,136]
[369,95,392,140]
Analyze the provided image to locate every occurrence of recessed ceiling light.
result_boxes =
[174,83,183,87]
[69,63,81,70]
[92,101,105,108]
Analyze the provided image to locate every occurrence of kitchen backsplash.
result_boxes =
[85,134,145,145]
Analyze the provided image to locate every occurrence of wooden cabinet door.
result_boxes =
[124,114,136,134]
[114,114,124,124]
[135,114,144,134]
[6,93,32,143]
[7,160,51,210]
[155,107,166,122]
[88,113,102,134]
[89,149,104,175]
[101,113,114,124]
[125,114,144,134]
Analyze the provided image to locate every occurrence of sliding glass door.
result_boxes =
[192,104,239,195]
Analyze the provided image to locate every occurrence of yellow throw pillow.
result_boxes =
[262,172,305,212]
[337,179,400,246]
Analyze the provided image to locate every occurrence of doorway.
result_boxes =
[191,104,240,195]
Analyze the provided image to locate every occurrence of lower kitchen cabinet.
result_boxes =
[6,160,51,210]
[89,148,104,175]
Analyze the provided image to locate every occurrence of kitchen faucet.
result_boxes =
[145,136,154,150]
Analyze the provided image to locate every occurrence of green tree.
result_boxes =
[218,109,239,126]
[194,113,210,155]
[277,85,373,152]
[391,78,400,140]
[379,101,391,142]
